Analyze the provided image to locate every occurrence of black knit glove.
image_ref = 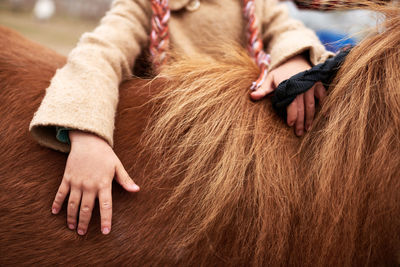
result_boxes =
[271,45,353,119]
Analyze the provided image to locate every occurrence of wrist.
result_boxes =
[69,130,108,146]
[69,130,91,143]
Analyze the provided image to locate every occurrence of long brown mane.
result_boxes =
[135,3,400,264]
[0,2,399,266]
[297,5,400,264]
[134,48,300,266]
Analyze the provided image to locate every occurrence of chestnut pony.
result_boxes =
[0,4,399,266]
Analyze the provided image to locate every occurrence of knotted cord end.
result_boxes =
[250,51,271,91]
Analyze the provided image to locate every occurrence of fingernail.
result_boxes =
[77,229,85,235]
[52,208,58,214]
[68,224,75,230]
[297,130,304,136]
[102,227,110,235]
[250,92,258,97]
[131,184,140,191]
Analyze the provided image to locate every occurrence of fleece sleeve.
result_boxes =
[29,0,151,153]
[260,0,334,70]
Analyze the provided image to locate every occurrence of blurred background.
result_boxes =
[0,0,111,55]
[0,0,379,55]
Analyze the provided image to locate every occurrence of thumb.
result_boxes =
[115,162,140,192]
[250,72,274,101]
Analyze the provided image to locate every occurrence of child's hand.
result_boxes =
[51,130,140,235]
[250,54,326,136]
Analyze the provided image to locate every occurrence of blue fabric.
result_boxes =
[316,30,357,53]
[56,126,71,144]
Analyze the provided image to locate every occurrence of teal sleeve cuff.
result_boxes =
[56,126,71,145]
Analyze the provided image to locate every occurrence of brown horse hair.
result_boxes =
[0,2,398,266]
[137,47,300,265]
[135,2,400,265]
[296,3,400,265]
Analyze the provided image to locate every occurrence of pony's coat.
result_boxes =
[0,3,399,266]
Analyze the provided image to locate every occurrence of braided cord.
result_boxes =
[150,0,271,91]
[242,0,271,91]
[150,0,170,70]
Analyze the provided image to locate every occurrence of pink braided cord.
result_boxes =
[150,0,271,91]
[242,0,271,91]
[150,0,170,70]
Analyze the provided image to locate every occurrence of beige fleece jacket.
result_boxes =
[29,0,332,153]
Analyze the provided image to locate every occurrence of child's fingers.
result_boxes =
[287,98,298,127]
[77,191,96,235]
[66,187,82,230]
[98,188,112,235]
[52,179,70,214]
[295,94,305,136]
[250,72,275,100]
[304,86,315,131]
[314,82,327,105]
[115,162,140,192]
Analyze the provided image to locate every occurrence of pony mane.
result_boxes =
[137,47,300,265]
[135,3,400,265]
[298,2,400,265]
